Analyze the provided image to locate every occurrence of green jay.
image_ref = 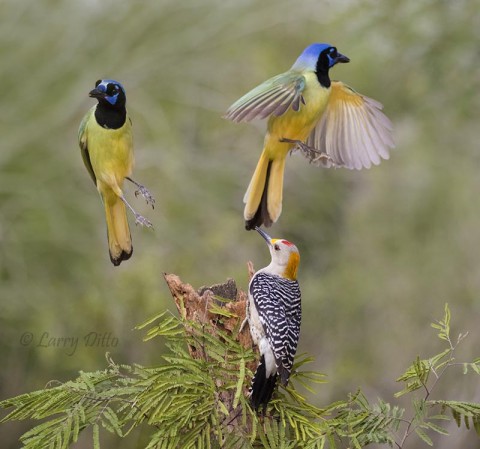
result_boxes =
[225,43,394,230]
[78,79,154,266]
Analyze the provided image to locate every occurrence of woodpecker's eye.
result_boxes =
[274,244,280,251]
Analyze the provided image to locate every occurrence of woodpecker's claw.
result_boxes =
[238,317,249,334]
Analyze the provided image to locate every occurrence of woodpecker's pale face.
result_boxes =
[256,227,300,280]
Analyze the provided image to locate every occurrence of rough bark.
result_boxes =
[162,261,255,357]
[162,263,257,434]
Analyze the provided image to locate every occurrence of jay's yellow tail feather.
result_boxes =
[244,149,286,230]
[104,195,132,266]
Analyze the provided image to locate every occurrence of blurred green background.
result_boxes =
[1,0,480,447]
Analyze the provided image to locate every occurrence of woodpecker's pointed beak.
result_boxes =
[255,227,273,246]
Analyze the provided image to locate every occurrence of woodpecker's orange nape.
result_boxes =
[284,253,299,281]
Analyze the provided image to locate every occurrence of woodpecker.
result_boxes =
[247,227,302,412]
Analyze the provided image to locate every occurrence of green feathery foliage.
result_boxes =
[1,303,480,448]
[329,303,480,448]
[0,308,336,449]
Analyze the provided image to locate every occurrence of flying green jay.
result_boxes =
[78,79,154,266]
[225,43,394,230]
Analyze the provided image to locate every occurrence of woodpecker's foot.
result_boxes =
[238,316,248,334]
[279,138,337,166]
[134,213,153,228]
[127,177,155,209]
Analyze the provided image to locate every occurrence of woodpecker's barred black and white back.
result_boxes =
[248,271,301,411]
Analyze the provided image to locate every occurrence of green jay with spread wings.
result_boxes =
[225,43,394,230]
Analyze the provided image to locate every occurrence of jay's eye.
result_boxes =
[106,84,118,95]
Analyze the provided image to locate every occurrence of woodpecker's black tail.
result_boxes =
[250,355,278,412]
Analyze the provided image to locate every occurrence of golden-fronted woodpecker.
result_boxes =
[247,227,302,412]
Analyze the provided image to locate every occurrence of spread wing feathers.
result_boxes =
[78,107,97,185]
[305,81,394,170]
[250,272,301,385]
[224,73,307,123]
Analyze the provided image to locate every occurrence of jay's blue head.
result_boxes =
[89,79,126,108]
[291,43,350,72]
